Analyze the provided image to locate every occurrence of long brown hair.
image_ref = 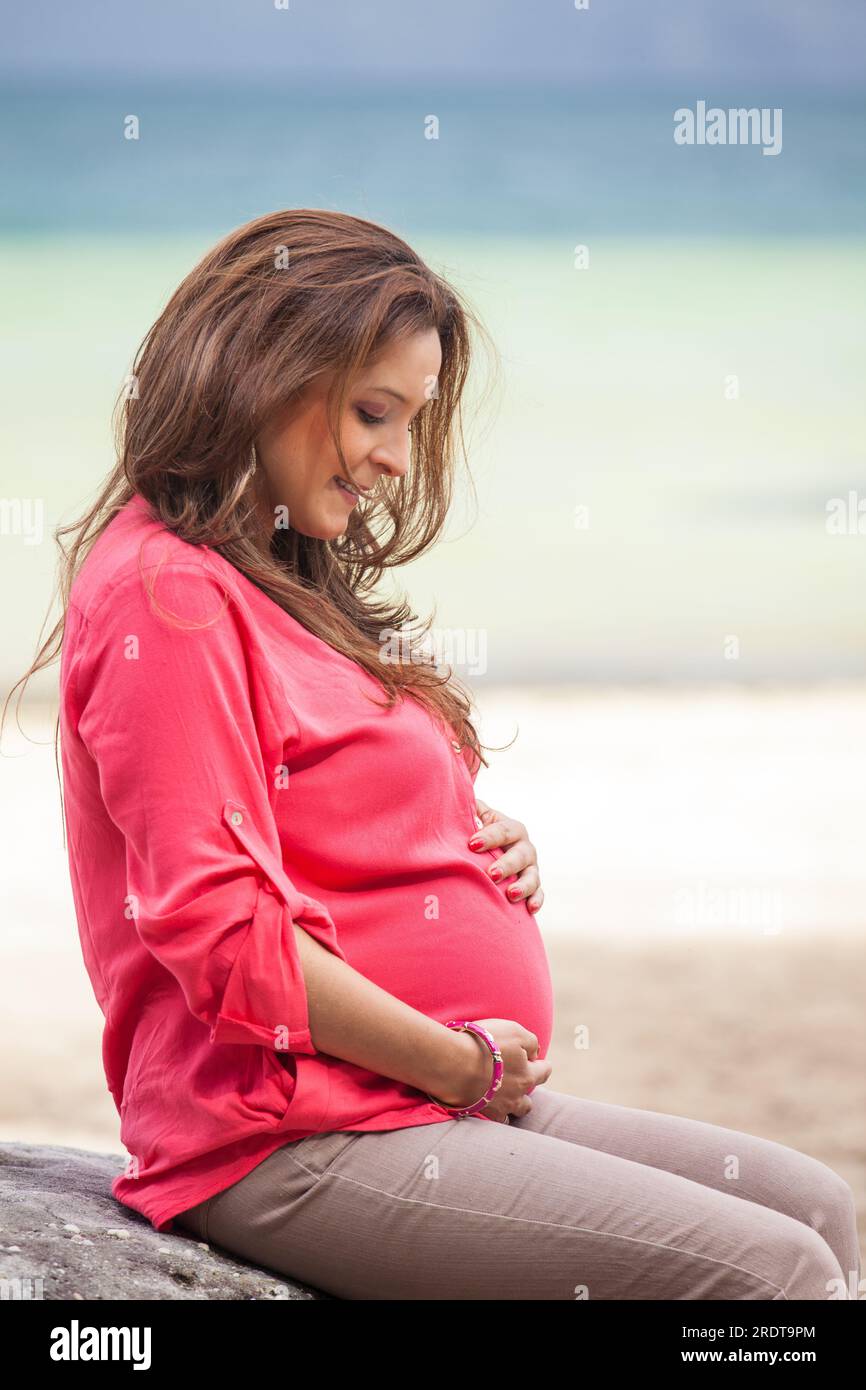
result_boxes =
[3,208,506,792]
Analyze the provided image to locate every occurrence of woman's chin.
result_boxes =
[323,507,352,539]
[302,514,351,541]
[281,503,351,541]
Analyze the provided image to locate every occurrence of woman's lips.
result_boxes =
[333,475,360,504]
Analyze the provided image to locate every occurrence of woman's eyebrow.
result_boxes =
[366,386,433,417]
[369,386,408,404]
[367,385,432,411]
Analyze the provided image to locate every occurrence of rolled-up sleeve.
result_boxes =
[71,558,346,1055]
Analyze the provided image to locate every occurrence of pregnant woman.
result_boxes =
[27,209,858,1299]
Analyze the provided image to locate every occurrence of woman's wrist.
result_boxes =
[426,1025,494,1109]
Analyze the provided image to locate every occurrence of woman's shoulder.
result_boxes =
[68,493,244,632]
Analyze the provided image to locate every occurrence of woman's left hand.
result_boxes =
[469,799,544,914]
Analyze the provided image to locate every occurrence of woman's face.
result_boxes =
[253,327,442,543]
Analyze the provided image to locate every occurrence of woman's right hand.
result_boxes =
[434,1018,553,1123]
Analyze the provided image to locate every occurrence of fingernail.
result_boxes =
[489,867,502,881]
[468,837,484,850]
[507,886,521,898]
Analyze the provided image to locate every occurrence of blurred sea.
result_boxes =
[1,79,864,688]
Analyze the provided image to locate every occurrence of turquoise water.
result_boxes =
[2,82,865,686]
[1,80,864,237]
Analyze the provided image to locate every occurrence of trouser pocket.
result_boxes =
[175,1131,364,1257]
[278,1129,365,1181]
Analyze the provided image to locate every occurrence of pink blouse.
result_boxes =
[59,492,554,1232]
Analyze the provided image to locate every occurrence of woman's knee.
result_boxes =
[729,1131,858,1284]
[764,1215,851,1301]
[782,1155,859,1286]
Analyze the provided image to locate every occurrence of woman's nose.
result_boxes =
[370,440,411,479]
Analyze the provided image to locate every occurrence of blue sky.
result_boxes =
[3,0,865,84]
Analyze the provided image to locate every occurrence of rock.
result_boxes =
[0,1143,330,1300]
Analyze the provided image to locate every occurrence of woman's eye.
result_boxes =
[357,407,386,426]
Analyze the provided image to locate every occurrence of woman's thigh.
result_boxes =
[515,1086,861,1293]
[175,1113,849,1301]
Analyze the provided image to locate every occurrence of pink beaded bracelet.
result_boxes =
[425,1020,504,1118]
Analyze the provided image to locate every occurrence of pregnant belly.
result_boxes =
[337,865,555,1059]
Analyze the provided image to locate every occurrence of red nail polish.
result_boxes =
[489,867,502,881]
[468,837,483,850]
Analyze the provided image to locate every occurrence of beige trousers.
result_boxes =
[175,1086,861,1300]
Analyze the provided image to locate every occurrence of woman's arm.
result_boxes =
[291,922,489,1107]
[70,564,492,1110]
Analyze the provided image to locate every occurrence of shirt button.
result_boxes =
[450,740,461,752]
[230,810,244,826]
[473,814,483,829]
